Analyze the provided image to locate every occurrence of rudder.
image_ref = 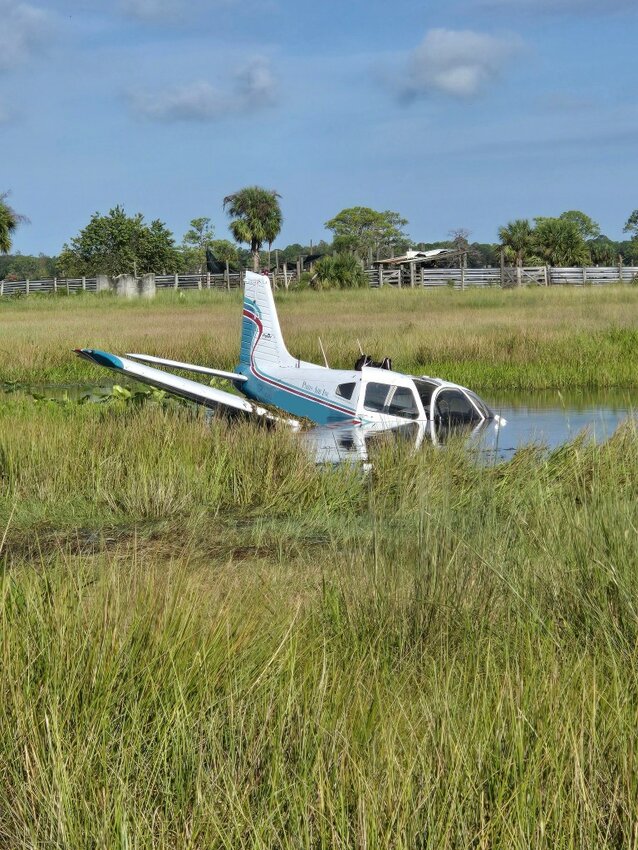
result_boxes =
[239,271,296,369]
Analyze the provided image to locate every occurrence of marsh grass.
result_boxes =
[3,285,638,389]
[1,397,638,846]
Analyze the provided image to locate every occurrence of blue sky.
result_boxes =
[2,0,637,255]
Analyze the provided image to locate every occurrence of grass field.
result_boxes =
[1,287,638,847]
[2,284,638,389]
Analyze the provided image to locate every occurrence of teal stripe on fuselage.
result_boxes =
[240,371,353,424]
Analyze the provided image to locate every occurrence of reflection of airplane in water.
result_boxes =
[305,418,501,465]
[75,271,505,455]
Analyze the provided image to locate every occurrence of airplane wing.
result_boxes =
[125,353,247,383]
[74,348,296,425]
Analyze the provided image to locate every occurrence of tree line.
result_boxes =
[2,188,638,285]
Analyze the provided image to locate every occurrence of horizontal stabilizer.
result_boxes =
[125,353,247,382]
[75,348,259,416]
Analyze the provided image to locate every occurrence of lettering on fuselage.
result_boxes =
[302,380,329,398]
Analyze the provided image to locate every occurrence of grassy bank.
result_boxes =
[2,285,638,389]
[1,398,638,846]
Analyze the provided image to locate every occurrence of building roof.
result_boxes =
[374,249,457,266]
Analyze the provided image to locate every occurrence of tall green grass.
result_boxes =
[3,285,638,389]
[1,397,638,846]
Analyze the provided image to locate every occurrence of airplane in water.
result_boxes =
[76,271,504,461]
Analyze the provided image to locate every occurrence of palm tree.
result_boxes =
[497,219,534,267]
[533,217,590,267]
[0,192,27,254]
[223,187,282,272]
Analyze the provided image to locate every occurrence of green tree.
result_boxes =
[533,217,590,266]
[559,210,601,240]
[58,206,180,277]
[209,239,239,266]
[223,187,283,272]
[589,236,617,266]
[623,210,638,239]
[0,192,27,255]
[324,207,409,260]
[0,253,56,281]
[497,219,534,267]
[181,217,215,273]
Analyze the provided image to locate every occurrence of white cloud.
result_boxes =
[0,1,49,71]
[235,58,277,106]
[398,28,520,100]
[131,80,228,121]
[129,58,278,122]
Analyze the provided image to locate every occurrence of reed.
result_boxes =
[2,285,638,846]
[2,285,638,389]
[1,402,638,846]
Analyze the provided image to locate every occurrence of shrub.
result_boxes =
[313,253,367,290]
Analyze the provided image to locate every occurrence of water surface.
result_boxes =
[484,388,635,456]
[1,383,635,460]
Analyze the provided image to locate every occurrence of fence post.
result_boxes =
[461,252,467,291]
[582,267,587,286]
[618,255,623,283]
[82,276,86,291]
[26,279,30,296]
[283,263,288,290]
[544,266,549,286]
[207,272,211,289]
[0,279,3,296]
[500,249,505,288]
[410,261,415,288]
[516,265,522,287]
[198,274,202,291]
[174,273,179,290]
[53,277,58,294]
[225,261,230,291]
[379,267,383,288]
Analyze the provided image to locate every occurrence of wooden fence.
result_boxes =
[368,265,638,289]
[2,266,638,297]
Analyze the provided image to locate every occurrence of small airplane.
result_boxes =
[75,271,504,458]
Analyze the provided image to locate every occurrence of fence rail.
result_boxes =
[2,266,638,298]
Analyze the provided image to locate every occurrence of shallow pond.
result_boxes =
[1,383,635,461]
[483,388,635,457]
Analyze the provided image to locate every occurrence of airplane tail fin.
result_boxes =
[239,271,296,370]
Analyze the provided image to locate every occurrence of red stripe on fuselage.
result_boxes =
[242,309,355,417]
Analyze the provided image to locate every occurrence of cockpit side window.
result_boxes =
[363,382,391,412]
[363,382,421,420]
[387,386,419,420]
[336,382,356,400]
